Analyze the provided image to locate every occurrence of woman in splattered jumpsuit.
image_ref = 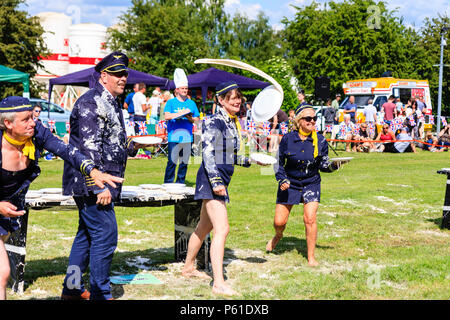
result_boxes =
[181,81,254,296]
[266,105,343,267]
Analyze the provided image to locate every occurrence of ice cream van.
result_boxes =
[338,77,433,129]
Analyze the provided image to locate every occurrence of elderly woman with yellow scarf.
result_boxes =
[266,105,342,266]
[0,96,123,300]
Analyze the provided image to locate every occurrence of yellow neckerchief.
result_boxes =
[3,132,36,160]
[225,110,243,152]
[299,129,318,158]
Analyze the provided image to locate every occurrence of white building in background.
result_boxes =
[35,12,71,79]
[34,12,108,110]
[68,23,108,73]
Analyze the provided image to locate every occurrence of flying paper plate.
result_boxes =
[250,153,278,165]
[133,136,163,145]
[251,85,283,122]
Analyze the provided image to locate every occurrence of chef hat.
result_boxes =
[174,68,188,88]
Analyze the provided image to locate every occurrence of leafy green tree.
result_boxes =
[108,0,225,78]
[282,0,421,97]
[223,12,283,64]
[0,0,48,98]
[415,14,450,114]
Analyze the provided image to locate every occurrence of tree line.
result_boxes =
[0,0,448,113]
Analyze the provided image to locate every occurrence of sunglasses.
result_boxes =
[300,116,317,122]
[34,110,41,113]
[107,71,129,78]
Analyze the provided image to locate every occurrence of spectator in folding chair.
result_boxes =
[436,124,450,152]
[374,123,396,152]
[0,96,123,300]
[422,131,439,152]
[355,123,374,152]
[338,114,359,152]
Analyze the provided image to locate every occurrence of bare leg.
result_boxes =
[266,204,292,251]
[182,201,213,279]
[203,200,238,296]
[303,202,319,267]
[0,235,11,300]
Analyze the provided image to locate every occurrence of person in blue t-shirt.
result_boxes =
[343,95,357,123]
[123,83,138,121]
[164,83,200,183]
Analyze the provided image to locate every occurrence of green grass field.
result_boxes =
[8,148,450,300]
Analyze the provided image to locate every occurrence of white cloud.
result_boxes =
[224,0,263,20]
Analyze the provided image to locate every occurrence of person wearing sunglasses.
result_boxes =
[374,123,396,152]
[61,52,145,301]
[266,105,345,267]
[32,105,42,122]
[338,114,359,152]
[356,124,375,152]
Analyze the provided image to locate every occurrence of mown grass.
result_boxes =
[8,147,450,300]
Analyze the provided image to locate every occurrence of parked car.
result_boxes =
[29,98,71,123]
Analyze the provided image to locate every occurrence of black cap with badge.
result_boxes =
[95,51,129,73]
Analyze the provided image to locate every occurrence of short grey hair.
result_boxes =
[0,112,17,130]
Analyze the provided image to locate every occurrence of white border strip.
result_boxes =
[5,244,26,255]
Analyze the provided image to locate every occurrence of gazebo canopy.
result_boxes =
[48,67,169,102]
[0,65,30,97]
[166,67,270,105]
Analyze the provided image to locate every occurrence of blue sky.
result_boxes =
[22,0,449,30]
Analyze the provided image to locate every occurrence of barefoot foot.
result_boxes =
[266,235,282,252]
[181,268,211,279]
[212,284,239,297]
[307,259,319,267]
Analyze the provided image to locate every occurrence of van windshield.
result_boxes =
[340,95,375,108]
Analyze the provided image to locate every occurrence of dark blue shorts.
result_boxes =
[194,164,232,203]
[0,217,20,236]
[276,183,321,205]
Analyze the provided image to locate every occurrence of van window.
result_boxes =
[373,96,387,111]
[340,95,375,108]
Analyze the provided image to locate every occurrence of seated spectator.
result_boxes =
[375,123,396,152]
[338,114,358,152]
[356,123,374,152]
[385,127,417,153]
[423,131,439,152]
[436,124,450,152]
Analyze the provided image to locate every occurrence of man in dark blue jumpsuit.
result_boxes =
[61,52,138,300]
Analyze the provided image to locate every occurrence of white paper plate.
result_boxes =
[251,85,283,122]
[138,184,164,190]
[133,136,163,145]
[162,183,186,188]
[166,188,187,195]
[172,109,192,120]
[122,186,141,192]
[331,157,354,162]
[41,194,72,201]
[250,153,278,165]
[120,191,138,199]
[39,188,63,194]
